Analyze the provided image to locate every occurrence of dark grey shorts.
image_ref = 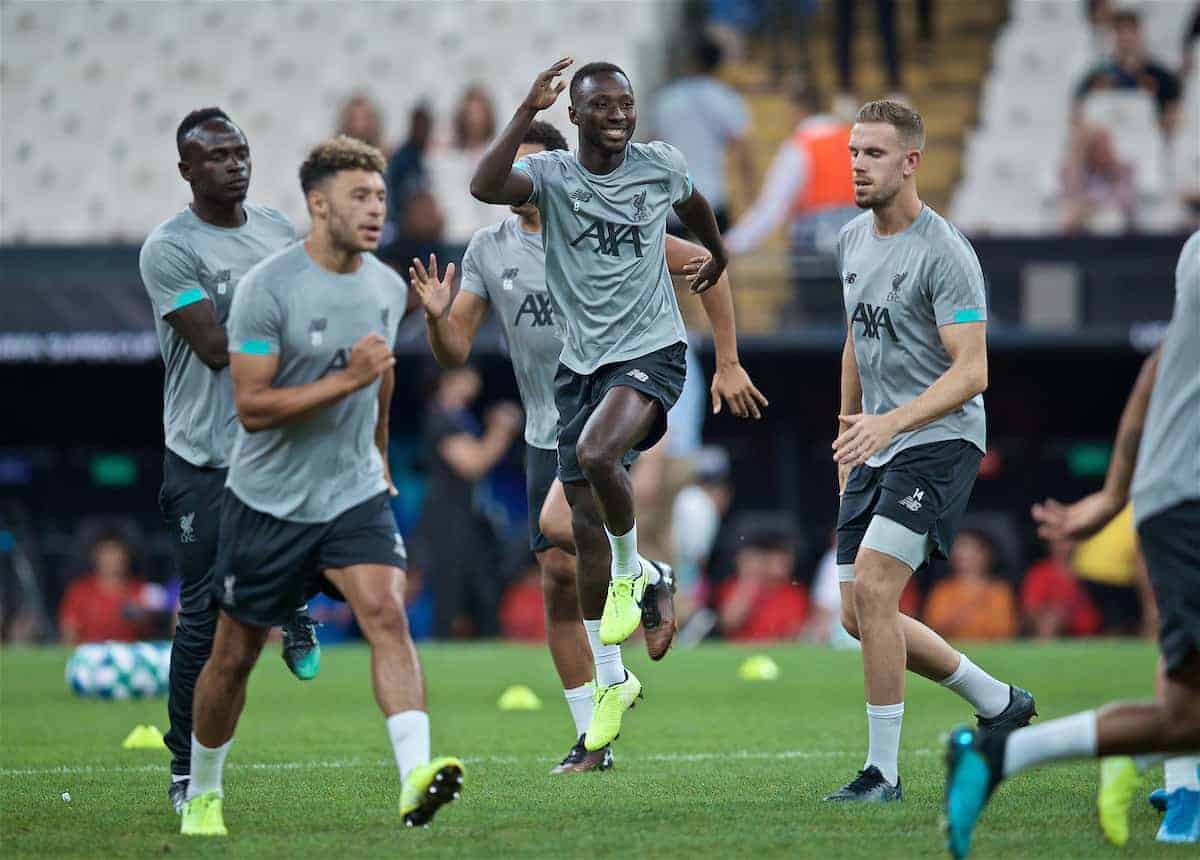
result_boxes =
[836,439,983,575]
[212,490,406,628]
[525,445,558,553]
[159,450,226,596]
[1138,500,1200,678]
[554,341,686,484]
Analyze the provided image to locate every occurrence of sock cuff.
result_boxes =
[563,683,594,702]
[605,522,636,540]
[583,618,602,633]
[866,702,905,719]
[191,733,232,755]
[386,710,429,734]
[940,653,970,686]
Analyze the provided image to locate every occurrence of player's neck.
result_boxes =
[871,186,923,237]
[577,141,627,176]
[190,198,246,229]
[518,211,541,234]
[304,235,362,275]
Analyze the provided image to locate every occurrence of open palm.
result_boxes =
[409,254,456,319]
[522,57,572,112]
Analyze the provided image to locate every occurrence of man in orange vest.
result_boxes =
[725,84,858,258]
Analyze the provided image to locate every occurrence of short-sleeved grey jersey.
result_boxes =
[838,206,988,466]
[514,142,690,374]
[1132,230,1200,525]
[225,243,408,523]
[139,204,296,467]
[460,216,561,450]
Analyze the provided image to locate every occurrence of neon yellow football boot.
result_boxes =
[584,670,642,751]
[400,756,465,827]
[180,790,227,837]
[599,566,647,645]
[1099,756,1141,847]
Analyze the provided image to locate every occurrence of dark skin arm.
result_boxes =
[672,188,728,294]
[470,58,572,205]
[1032,347,1162,540]
[164,300,229,371]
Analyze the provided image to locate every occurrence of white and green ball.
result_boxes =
[65,641,171,699]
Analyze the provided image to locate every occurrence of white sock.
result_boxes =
[1165,756,1200,791]
[640,555,662,585]
[564,683,594,738]
[940,654,1011,719]
[584,619,625,687]
[386,710,430,782]
[187,734,231,799]
[606,523,640,578]
[1002,710,1098,778]
[865,702,904,785]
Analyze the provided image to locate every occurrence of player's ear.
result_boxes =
[178,160,191,183]
[568,104,578,127]
[306,188,327,220]
[904,149,922,177]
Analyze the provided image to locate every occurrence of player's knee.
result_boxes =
[540,509,572,552]
[576,435,619,480]
[540,551,576,593]
[851,572,895,617]
[840,602,861,640]
[211,638,261,679]
[357,589,410,642]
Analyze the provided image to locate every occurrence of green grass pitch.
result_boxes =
[0,640,1181,857]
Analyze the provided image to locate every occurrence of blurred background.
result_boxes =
[1,0,1195,650]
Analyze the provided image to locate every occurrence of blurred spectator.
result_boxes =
[1020,537,1101,640]
[405,566,434,642]
[1060,123,1136,235]
[428,85,500,243]
[411,366,522,638]
[499,557,545,643]
[716,527,808,641]
[833,0,903,115]
[670,446,734,614]
[58,532,167,644]
[804,531,859,648]
[923,530,1017,641]
[1072,504,1144,635]
[1085,0,1116,62]
[724,82,856,258]
[653,34,754,235]
[305,593,357,645]
[1184,4,1200,79]
[336,91,387,151]
[1074,9,1183,135]
[382,189,446,270]
[385,102,434,239]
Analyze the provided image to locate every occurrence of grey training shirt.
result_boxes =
[140,204,295,467]
[226,243,408,523]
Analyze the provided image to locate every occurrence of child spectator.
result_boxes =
[923,530,1017,641]
[1021,537,1102,639]
[717,527,808,641]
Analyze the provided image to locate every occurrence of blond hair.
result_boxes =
[855,100,925,151]
[299,135,386,193]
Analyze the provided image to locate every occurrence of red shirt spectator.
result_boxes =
[717,533,809,642]
[1021,539,1102,639]
[499,570,545,643]
[58,533,152,644]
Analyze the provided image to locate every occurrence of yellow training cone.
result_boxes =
[497,685,543,711]
[738,655,781,682]
[122,724,168,749]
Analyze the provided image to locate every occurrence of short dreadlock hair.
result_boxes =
[298,135,387,194]
[176,107,235,155]
[569,61,631,104]
[522,120,568,152]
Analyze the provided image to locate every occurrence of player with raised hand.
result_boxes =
[826,100,1035,804]
[179,137,463,838]
[138,107,320,814]
[944,231,1200,857]
[470,59,758,750]
[417,119,763,770]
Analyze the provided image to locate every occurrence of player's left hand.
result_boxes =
[832,412,898,467]
[681,253,726,294]
[711,362,768,419]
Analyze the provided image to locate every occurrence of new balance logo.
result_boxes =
[845,272,857,285]
[899,487,925,512]
[309,317,327,347]
[514,293,554,327]
[570,220,645,258]
[393,532,406,560]
[179,512,196,544]
[627,368,649,383]
[223,575,236,606]
[501,267,518,290]
[570,189,592,212]
[886,272,908,302]
[850,301,898,341]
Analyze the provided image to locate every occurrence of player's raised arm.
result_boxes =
[470,58,572,204]
[231,333,393,433]
[668,236,767,420]
[413,253,489,369]
[1032,347,1162,541]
